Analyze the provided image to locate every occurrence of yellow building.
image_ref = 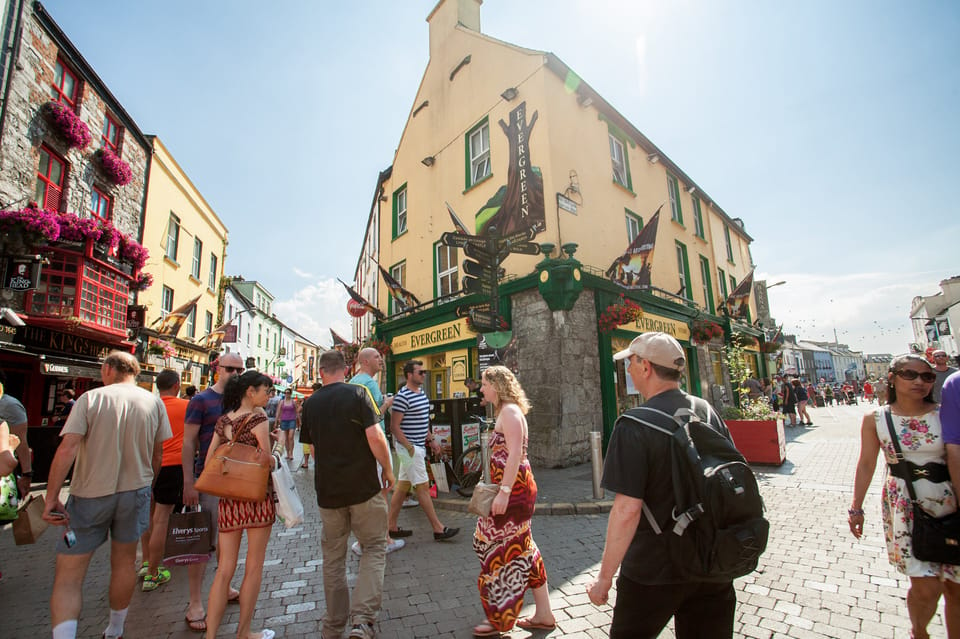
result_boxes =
[138,136,228,385]
[357,0,766,465]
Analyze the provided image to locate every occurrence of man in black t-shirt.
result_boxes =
[587,332,737,639]
[300,350,395,639]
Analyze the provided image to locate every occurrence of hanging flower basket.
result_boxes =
[731,332,760,349]
[0,204,61,245]
[93,148,133,186]
[691,320,724,345]
[40,101,92,149]
[132,271,153,292]
[360,338,392,358]
[760,341,780,354]
[147,338,176,359]
[117,234,149,272]
[599,294,642,334]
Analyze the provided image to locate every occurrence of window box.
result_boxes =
[40,101,91,149]
[92,148,132,186]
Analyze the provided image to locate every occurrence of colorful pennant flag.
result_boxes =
[330,328,351,347]
[378,265,420,311]
[153,295,201,337]
[445,202,472,235]
[606,206,662,289]
[338,279,384,320]
[724,268,755,321]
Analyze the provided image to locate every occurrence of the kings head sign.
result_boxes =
[3,256,41,291]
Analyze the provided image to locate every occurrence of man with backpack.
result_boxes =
[587,332,766,638]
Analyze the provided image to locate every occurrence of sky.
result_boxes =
[41,0,960,354]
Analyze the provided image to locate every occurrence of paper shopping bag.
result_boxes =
[430,461,450,493]
[13,494,48,545]
[163,508,213,565]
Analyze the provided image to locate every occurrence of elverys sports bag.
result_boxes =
[619,397,768,581]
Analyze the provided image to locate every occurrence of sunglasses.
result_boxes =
[893,370,936,383]
[414,370,426,376]
[221,366,243,373]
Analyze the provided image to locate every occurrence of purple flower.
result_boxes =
[132,271,153,291]
[0,205,61,242]
[40,101,92,149]
[118,234,149,271]
[56,212,102,243]
[93,148,133,186]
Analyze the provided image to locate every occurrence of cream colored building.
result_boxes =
[139,136,228,381]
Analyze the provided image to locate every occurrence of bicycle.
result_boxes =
[449,415,494,497]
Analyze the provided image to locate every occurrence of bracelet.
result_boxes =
[20,471,32,477]
[499,485,511,494]
[848,508,864,516]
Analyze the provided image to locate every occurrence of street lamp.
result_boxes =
[765,280,786,290]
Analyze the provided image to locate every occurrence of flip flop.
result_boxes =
[516,617,557,630]
[185,614,206,633]
[227,589,241,603]
[472,623,501,637]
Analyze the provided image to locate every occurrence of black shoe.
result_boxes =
[433,526,459,541]
[806,422,813,426]
[388,527,413,538]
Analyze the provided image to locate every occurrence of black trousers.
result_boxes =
[610,575,736,639]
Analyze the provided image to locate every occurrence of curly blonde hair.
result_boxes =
[481,365,531,414]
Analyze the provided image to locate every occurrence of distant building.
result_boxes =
[798,341,837,382]
[864,353,893,380]
[221,277,283,377]
[911,275,959,359]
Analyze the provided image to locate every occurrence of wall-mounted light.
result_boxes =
[686,185,696,195]
[647,153,660,164]
[500,87,518,101]
[576,93,593,108]
[0,307,25,326]
[421,156,435,167]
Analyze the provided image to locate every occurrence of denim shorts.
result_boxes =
[280,419,298,431]
[57,486,151,554]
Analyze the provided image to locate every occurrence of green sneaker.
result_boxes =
[137,562,150,578]
[141,567,171,592]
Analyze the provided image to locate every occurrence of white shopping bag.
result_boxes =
[271,453,304,528]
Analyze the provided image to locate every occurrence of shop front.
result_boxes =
[385,314,480,400]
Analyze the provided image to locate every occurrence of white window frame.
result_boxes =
[676,243,688,298]
[436,244,458,297]
[667,175,681,223]
[626,214,641,243]
[396,188,407,235]
[610,134,627,187]
[469,122,491,185]
[692,197,704,238]
[205,310,213,335]
[185,306,196,338]
[165,214,180,261]
[208,253,218,290]
[161,286,173,318]
[191,237,202,279]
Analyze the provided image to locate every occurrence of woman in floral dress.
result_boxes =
[850,354,960,639]
[472,366,556,638]
[204,371,277,639]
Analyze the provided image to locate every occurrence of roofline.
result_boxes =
[33,1,150,152]
[543,53,753,243]
[353,165,393,278]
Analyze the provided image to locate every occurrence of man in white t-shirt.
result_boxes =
[43,351,172,639]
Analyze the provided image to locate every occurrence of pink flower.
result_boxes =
[41,101,92,149]
[93,148,133,186]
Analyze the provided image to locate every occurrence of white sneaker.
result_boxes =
[351,541,362,556]
[386,538,405,553]
[402,497,418,508]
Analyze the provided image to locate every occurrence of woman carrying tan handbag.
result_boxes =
[203,371,278,639]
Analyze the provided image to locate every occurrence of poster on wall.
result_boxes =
[477,331,518,375]
[475,101,546,238]
[432,423,453,460]
[461,421,479,452]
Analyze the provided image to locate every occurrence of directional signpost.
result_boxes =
[441,224,540,333]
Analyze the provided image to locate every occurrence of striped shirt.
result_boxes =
[393,386,430,447]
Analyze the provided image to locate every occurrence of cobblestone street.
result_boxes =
[1,401,943,638]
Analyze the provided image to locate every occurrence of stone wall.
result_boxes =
[512,287,602,468]
[0,4,148,238]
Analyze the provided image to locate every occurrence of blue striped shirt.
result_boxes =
[393,386,430,446]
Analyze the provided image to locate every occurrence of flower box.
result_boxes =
[93,148,133,186]
[40,101,92,149]
[726,419,785,465]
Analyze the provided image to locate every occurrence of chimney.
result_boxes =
[427,0,481,60]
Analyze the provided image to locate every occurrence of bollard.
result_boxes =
[480,429,491,483]
[590,431,604,499]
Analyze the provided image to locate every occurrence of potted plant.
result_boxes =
[0,204,61,248]
[691,320,724,345]
[40,101,92,149]
[599,294,642,333]
[723,340,784,465]
[92,148,133,186]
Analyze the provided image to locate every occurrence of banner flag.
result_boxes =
[378,266,420,311]
[154,295,201,337]
[338,279,384,320]
[724,269,755,321]
[606,206,662,288]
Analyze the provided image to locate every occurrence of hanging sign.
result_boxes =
[3,256,41,291]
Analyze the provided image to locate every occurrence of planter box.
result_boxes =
[726,419,785,465]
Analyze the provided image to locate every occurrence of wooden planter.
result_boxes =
[726,419,785,465]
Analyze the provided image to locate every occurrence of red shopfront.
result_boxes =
[0,323,133,482]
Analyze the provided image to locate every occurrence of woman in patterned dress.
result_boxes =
[850,354,960,639]
[472,366,556,637]
[204,371,277,639]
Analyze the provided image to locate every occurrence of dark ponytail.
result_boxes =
[223,371,273,412]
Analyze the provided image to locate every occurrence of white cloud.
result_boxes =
[273,278,352,348]
[292,267,314,279]
[759,270,950,355]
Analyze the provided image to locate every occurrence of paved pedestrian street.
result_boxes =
[0,402,948,638]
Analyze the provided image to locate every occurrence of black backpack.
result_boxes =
[619,398,769,582]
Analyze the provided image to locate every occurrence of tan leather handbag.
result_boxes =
[194,420,271,502]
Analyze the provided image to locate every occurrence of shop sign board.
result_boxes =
[618,310,691,342]
[391,318,475,355]
[3,256,41,290]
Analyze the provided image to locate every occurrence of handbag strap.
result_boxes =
[224,412,258,447]
[883,406,920,505]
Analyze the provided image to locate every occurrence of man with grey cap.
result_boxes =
[932,349,958,403]
[587,332,737,638]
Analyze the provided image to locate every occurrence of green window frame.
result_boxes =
[729,274,737,295]
[718,267,728,299]
[392,183,408,240]
[433,240,459,299]
[692,197,705,239]
[724,224,734,263]
[667,174,683,225]
[699,255,715,314]
[388,260,406,315]
[675,241,692,301]
[625,208,642,243]
[465,117,491,190]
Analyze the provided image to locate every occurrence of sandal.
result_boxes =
[227,588,241,603]
[185,614,206,633]
[472,622,501,637]
[300,461,309,469]
[517,617,557,630]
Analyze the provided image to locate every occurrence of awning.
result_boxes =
[39,355,103,380]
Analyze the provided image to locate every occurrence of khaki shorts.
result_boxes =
[394,443,429,486]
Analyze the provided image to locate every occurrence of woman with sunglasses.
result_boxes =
[850,354,960,639]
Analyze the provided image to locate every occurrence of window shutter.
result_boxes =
[44,182,62,211]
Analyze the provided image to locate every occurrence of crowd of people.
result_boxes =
[3,340,960,638]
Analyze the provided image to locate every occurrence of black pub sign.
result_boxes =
[3,256,41,291]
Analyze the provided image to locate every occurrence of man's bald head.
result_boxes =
[357,348,384,375]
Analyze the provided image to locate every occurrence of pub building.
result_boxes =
[0,1,152,480]
[352,0,768,468]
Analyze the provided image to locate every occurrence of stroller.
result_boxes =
[843,390,858,405]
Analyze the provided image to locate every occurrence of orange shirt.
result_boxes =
[160,396,188,467]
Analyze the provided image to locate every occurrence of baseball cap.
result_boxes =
[933,350,947,357]
[613,332,686,372]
